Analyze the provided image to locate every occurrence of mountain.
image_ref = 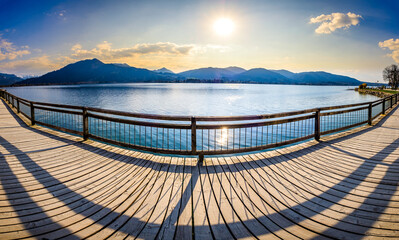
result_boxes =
[290,71,361,85]
[270,69,295,78]
[10,59,363,86]
[224,66,246,74]
[16,59,184,85]
[154,67,174,74]
[232,68,290,84]
[0,73,23,86]
[179,67,239,79]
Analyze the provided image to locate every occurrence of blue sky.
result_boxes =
[0,0,398,82]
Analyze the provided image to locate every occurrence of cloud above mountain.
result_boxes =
[70,41,195,60]
[310,12,362,34]
[0,40,222,75]
[379,38,399,64]
[0,55,58,75]
[0,37,30,61]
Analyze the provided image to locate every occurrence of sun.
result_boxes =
[213,18,235,36]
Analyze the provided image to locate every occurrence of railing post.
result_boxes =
[30,102,35,125]
[391,96,393,109]
[382,98,385,115]
[314,109,320,141]
[191,117,197,155]
[17,98,20,113]
[368,103,372,125]
[83,107,89,140]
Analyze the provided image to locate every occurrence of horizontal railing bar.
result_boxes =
[18,98,30,105]
[195,109,317,121]
[20,110,31,120]
[35,105,83,115]
[89,134,193,155]
[321,120,368,135]
[318,101,371,111]
[320,106,368,116]
[2,92,31,104]
[86,107,192,121]
[198,134,315,155]
[32,101,84,110]
[36,120,83,136]
[197,114,314,129]
[372,102,382,107]
[88,112,191,129]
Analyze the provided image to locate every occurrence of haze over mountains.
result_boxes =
[1,58,365,86]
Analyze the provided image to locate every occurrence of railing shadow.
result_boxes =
[0,143,80,239]
[1,99,398,238]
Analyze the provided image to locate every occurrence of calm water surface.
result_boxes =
[6,83,379,116]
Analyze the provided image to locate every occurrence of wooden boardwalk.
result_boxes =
[1,98,399,240]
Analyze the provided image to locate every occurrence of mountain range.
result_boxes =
[0,73,23,86]
[1,58,365,86]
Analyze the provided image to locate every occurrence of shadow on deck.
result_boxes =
[1,99,399,239]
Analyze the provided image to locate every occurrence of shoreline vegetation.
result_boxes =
[355,88,397,98]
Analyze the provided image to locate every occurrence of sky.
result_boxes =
[0,0,398,82]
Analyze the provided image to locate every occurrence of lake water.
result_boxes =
[5,83,379,116]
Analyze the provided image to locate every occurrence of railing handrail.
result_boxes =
[0,88,392,121]
[1,88,398,157]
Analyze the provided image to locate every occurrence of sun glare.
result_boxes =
[213,18,235,36]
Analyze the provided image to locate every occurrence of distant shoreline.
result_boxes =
[3,81,373,88]
[355,88,397,98]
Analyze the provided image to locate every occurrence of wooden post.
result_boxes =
[30,102,35,125]
[17,99,20,113]
[198,153,204,163]
[191,117,197,154]
[83,107,89,140]
[382,99,385,115]
[391,96,393,109]
[368,103,372,125]
[315,109,320,141]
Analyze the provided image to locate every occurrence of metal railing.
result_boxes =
[1,89,398,156]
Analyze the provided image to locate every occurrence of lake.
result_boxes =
[5,83,379,116]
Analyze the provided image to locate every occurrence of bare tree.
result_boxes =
[383,64,399,89]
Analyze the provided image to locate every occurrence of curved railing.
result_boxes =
[1,89,398,157]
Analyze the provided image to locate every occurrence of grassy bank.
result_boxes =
[355,88,397,98]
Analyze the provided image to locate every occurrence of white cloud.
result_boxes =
[0,37,31,61]
[70,41,195,60]
[310,12,362,34]
[0,40,232,76]
[379,38,399,64]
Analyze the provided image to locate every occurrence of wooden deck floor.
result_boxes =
[1,99,399,240]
